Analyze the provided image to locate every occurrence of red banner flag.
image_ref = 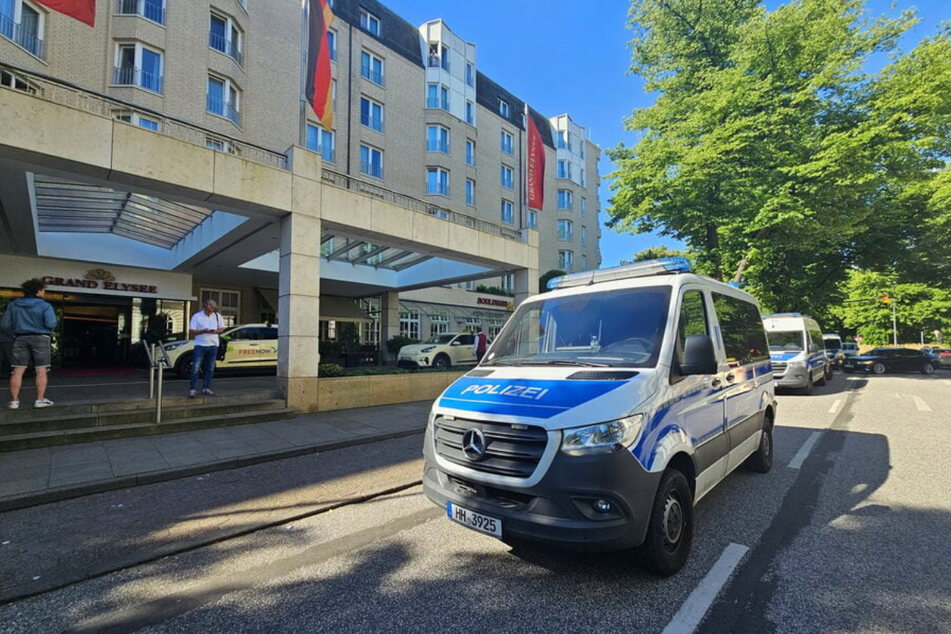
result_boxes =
[526,109,545,211]
[35,0,95,27]
[305,0,334,130]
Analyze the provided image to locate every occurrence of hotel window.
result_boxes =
[327,29,337,62]
[557,220,573,241]
[361,50,384,85]
[114,110,161,131]
[116,0,165,24]
[206,75,241,126]
[488,318,504,339]
[306,123,335,163]
[581,168,586,186]
[399,311,420,340]
[440,44,450,71]
[557,160,571,179]
[501,274,514,292]
[465,179,475,206]
[205,136,234,153]
[465,62,474,87]
[501,200,514,225]
[200,288,240,326]
[360,8,380,36]
[360,144,383,179]
[500,165,514,190]
[209,12,242,65]
[498,98,509,118]
[430,314,450,337]
[465,100,474,125]
[581,225,588,245]
[114,42,164,93]
[319,320,337,341]
[558,250,574,272]
[426,125,449,154]
[581,254,588,270]
[557,189,573,210]
[1,0,44,58]
[426,83,449,110]
[465,139,475,166]
[580,196,587,216]
[500,130,513,155]
[557,130,567,149]
[527,210,537,229]
[426,167,450,196]
[360,96,384,132]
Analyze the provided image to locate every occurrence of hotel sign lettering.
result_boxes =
[477,297,514,310]
[42,268,158,295]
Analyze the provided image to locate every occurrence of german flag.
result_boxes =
[305,0,334,130]
[35,0,96,27]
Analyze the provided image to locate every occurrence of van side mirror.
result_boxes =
[681,335,718,375]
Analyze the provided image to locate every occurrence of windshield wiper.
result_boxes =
[525,360,612,368]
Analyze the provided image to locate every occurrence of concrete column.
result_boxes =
[380,291,400,363]
[514,267,539,307]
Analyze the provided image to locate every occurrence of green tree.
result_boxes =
[622,245,689,264]
[539,269,566,292]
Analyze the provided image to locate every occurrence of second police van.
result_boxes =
[422,259,776,575]
[763,313,832,394]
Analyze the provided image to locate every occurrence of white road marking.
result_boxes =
[913,396,932,412]
[828,399,842,414]
[788,431,823,469]
[662,543,750,634]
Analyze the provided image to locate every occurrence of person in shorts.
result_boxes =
[1,278,57,409]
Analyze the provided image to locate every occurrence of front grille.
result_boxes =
[771,361,787,375]
[434,417,548,478]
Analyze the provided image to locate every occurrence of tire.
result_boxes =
[432,354,451,370]
[638,469,693,577]
[174,353,193,379]
[873,363,886,375]
[800,373,814,395]
[843,367,854,373]
[746,416,773,473]
[921,362,935,375]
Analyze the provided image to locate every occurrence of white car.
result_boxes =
[164,323,278,377]
[398,333,478,369]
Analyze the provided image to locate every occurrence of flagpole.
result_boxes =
[299,0,309,148]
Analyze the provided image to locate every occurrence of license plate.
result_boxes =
[447,502,502,538]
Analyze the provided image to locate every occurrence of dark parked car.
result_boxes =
[922,346,951,369]
[842,347,936,375]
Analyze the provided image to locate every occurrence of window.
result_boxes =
[581,225,587,245]
[400,311,420,340]
[200,288,239,326]
[114,43,163,93]
[426,83,449,110]
[466,179,475,206]
[465,139,475,166]
[557,220,573,241]
[361,51,384,85]
[581,254,587,270]
[674,291,710,372]
[557,160,571,179]
[426,167,449,196]
[558,250,574,272]
[501,131,513,155]
[209,12,242,65]
[580,197,587,216]
[360,8,380,36]
[319,320,337,341]
[558,189,573,210]
[206,75,241,126]
[498,98,509,118]
[426,125,449,153]
[557,130,567,149]
[501,274,514,293]
[527,210,537,229]
[205,136,233,153]
[327,29,337,62]
[360,144,383,179]
[306,123,335,163]
[465,62,474,87]
[1,0,44,58]
[712,293,770,365]
[440,44,450,71]
[465,100,474,125]
[117,0,165,24]
[501,200,514,224]
[430,315,450,338]
[500,165,514,189]
[114,110,160,131]
[360,96,383,132]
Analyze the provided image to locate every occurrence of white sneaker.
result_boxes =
[7,401,19,409]
[34,399,54,408]
[188,389,197,398]
[202,389,215,396]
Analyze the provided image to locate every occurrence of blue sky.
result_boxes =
[383,0,947,267]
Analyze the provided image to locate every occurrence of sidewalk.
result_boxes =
[0,400,431,511]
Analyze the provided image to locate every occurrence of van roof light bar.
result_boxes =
[547,257,692,290]
[763,312,803,318]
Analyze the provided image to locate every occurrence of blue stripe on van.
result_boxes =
[438,377,627,419]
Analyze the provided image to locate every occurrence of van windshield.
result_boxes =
[484,286,672,368]
[823,336,842,350]
[769,331,804,352]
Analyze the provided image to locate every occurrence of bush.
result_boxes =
[475,284,514,297]
[386,335,419,354]
[318,363,345,377]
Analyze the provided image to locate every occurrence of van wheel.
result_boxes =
[800,373,814,395]
[639,469,693,577]
[746,416,773,473]
[432,354,451,370]
[921,362,935,375]
[174,354,193,379]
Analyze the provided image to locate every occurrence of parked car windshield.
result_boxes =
[769,331,804,351]
[424,335,456,345]
[823,336,842,349]
[484,286,672,368]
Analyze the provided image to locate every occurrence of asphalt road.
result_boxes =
[1,370,949,633]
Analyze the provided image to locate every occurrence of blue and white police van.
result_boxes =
[422,259,777,576]
[763,313,832,394]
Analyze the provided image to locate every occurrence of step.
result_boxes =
[0,399,288,436]
[0,408,296,452]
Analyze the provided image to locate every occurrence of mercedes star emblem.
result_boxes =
[462,428,487,461]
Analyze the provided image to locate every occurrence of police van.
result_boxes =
[422,259,776,576]
[763,313,831,394]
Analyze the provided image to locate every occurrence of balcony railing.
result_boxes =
[208,31,243,66]
[113,66,163,93]
[206,94,241,126]
[116,0,165,24]
[0,12,45,59]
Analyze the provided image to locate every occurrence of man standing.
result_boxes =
[472,326,488,363]
[188,299,225,398]
[1,279,57,409]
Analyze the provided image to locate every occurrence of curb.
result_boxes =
[0,427,425,512]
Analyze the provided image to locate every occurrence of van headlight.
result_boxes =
[560,414,644,456]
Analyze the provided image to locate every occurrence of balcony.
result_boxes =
[115,0,165,25]
[112,66,163,93]
[0,12,45,59]
[206,94,241,127]
[209,31,243,66]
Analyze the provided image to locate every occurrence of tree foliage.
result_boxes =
[608,0,951,321]
[622,245,690,264]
